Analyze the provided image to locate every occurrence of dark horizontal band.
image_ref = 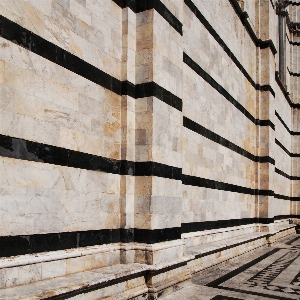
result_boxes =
[182,215,299,234]
[123,227,181,244]
[258,84,275,96]
[112,0,182,35]
[274,193,300,201]
[0,134,120,173]
[275,111,300,135]
[122,81,182,111]
[290,1,300,5]
[2,213,299,257]
[184,0,276,97]
[4,133,298,199]
[184,0,300,108]
[275,138,300,157]
[228,0,277,54]
[182,173,300,201]
[286,33,300,45]
[0,134,182,180]
[183,116,275,164]
[183,53,275,129]
[275,71,300,108]
[0,15,121,95]
[0,227,181,258]
[1,10,297,119]
[7,133,298,186]
[134,161,182,180]
[121,160,182,180]
[287,66,300,77]
[182,174,273,196]
[275,167,300,180]
[0,15,181,112]
[2,134,296,200]
[289,71,300,77]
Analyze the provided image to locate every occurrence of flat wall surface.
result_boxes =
[0,0,299,259]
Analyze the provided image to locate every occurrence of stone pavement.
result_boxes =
[162,234,300,300]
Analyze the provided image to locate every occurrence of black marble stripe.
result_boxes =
[275,71,300,109]
[1,217,298,257]
[228,0,277,54]
[275,111,300,135]
[0,134,182,180]
[287,33,300,45]
[0,15,182,112]
[182,215,300,234]
[2,215,298,257]
[183,53,275,130]
[182,173,300,201]
[111,0,126,7]
[122,81,182,111]
[183,116,275,164]
[0,229,119,258]
[274,193,290,200]
[289,71,300,77]
[0,15,121,95]
[287,66,300,77]
[112,0,182,35]
[0,227,181,258]
[184,0,276,97]
[4,134,299,202]
[287,33,297,45]
[274,193,300,201]
[275,138,300,157]
[275,167,300,180]
[135,161,182,180]
[182,218,270,234]
[275,138,290,156]
[258,84,275,96]
[182,174,273,196]
[0,134,121,174]
[131,227,181,244]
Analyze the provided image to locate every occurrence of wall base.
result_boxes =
[0,222,297,299]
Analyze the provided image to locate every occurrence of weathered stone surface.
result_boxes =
[0,0,299,298]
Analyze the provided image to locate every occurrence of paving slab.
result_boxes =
[162,234,300,300]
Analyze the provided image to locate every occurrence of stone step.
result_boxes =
[186,231,266,258]
[186,223,296,258]
[0,255,194,300]
[185,224,296,274]
[0,263,149,300]
[0,224,295,299]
